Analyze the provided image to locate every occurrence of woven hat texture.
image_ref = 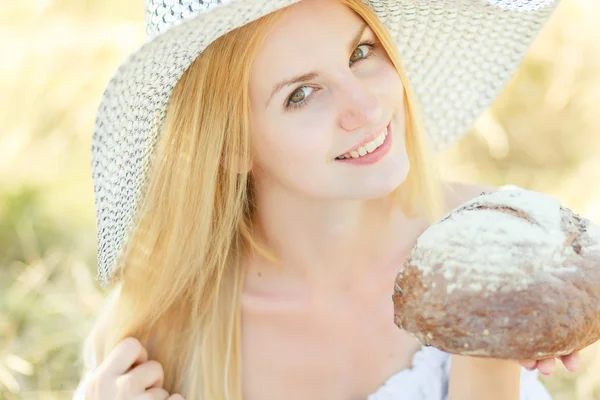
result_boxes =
[92,0,561,285]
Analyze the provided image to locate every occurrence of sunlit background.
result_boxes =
[1,0,599,398]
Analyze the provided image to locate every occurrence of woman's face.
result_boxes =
[248,0,409,200]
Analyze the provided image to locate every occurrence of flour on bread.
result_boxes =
[409,188,584,294]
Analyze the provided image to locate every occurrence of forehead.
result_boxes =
[251,0,368,80]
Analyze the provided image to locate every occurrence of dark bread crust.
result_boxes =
[393,192,600,359]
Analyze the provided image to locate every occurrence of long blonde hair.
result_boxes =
[83,1,447,399]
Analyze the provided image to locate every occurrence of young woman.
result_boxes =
[74,0,586,399]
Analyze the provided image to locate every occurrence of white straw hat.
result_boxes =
[91,0,560,286]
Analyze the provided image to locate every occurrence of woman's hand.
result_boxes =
[518,350,581,376]
[85,337,184,400]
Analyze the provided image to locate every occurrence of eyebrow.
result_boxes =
[266,22,369,108]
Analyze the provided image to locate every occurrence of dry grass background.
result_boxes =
[0,0,599,399]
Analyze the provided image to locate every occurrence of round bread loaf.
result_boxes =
[393,188,600,360]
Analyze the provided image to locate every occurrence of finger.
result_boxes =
[126,360,165,390]
[518,359,537,370]
[101,337,149,376]
[132,387,169,400]
[168,394,185,400]
[560,352,580,372]
[537,357,556,376]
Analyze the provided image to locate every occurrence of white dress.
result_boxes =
[72,345,552,399]
[366,346,551,399]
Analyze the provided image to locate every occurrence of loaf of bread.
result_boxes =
[393,188,600,360]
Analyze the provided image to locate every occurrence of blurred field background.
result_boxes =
[0,0,599,399]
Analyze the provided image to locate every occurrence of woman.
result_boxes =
[74,0,586,399]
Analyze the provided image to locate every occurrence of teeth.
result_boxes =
[337,128,388,160]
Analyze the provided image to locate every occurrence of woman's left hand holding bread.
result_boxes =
[518,350,581,376]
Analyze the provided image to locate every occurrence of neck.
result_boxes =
[248,179,420,289]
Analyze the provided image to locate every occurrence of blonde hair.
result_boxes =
[83,1,448,399]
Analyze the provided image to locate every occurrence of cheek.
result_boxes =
[251,119,332,176]
[373,59,405,102]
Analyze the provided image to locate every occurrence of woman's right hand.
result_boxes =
[85,337,184,400]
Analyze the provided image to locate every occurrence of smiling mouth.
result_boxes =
[335,126,389,160]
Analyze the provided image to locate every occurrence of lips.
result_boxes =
[335,123,390,160]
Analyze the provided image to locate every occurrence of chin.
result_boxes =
[367,165,410,198]
[364,147,410,192]
[338,161,411,200]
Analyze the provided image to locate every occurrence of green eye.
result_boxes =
[287,86,313,106]
[289,88,306,104]
[350,43,373,64]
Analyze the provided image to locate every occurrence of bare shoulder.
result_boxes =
[443,181,499,213]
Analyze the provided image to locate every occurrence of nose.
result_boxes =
[337,79,383,132]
